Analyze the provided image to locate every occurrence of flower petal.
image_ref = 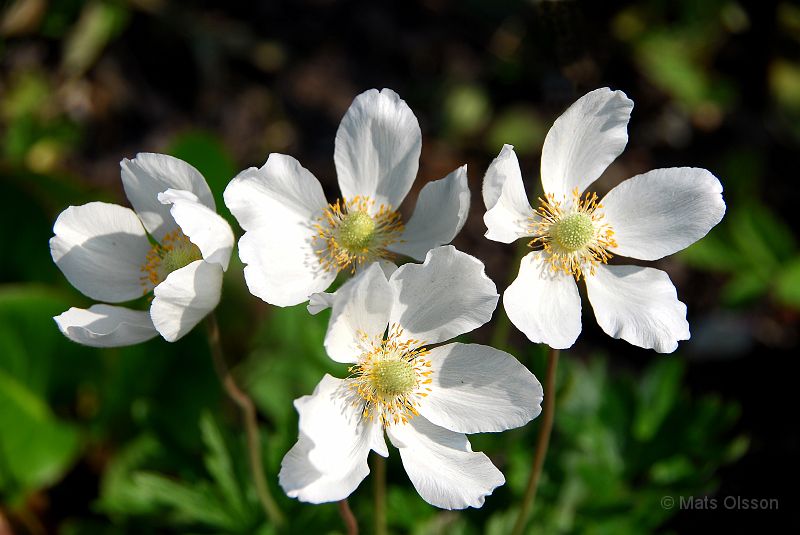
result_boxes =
[388,246,498,345]
[280,375,388,504]
[482,145,533,243]
[540,88,633,198]
[388,165,470,261]
[237,221,337,307]
[418,342,543,434]
[307,261,398,315]
[503,251,582,349]
[387,416,504,509]
[601,167,726,261]
[120,153,214,239]
[223,153,327,232]
[585,264,689,353]
[334,88,422,209]
[324,263,393,364]
[50,202,152,302]
[54,304,158,347]
[150,260,223,342]
[158,189,234,271]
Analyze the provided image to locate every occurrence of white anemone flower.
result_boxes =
[483,88,726,353]
[223,88,470,307]
[279,246,543,509]
[51,153,234,347]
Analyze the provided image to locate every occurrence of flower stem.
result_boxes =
[338,499,359,535]
[205,314,286,528]
[373,454,388,535]
[511,346,559,535]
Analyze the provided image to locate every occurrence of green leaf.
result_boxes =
[633,359,683,442]
[0,368,80,501]
[721,270,770,306]
[132,472,239,529]
[200,412,247,517]
[774,256,800,308]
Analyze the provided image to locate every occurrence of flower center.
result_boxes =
[313,196,404,273]
[530,188,617,280]
[338,210,376,251]
[349,324,433,427]
[551,212,595,252]
[140,229,202,291]
[372,359,417,397]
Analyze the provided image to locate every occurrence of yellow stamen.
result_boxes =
[313,196,404,273]
[140,229,202,292]
[348,324,433,427]
[529,187,617,280]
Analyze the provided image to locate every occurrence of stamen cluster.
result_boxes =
[140,229,202,291]
[313,196,403,273]
[529,187,617,280]
[348,324,433,427]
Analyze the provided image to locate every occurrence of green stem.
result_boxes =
[206,314,286,528]
[338,499,359,535]
[373,454,387,535]
[511,346,559,535]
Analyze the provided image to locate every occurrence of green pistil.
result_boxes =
[162,242,202,276]
[373,359,416,397]
[338,211,376,251]
[552,212,594,252]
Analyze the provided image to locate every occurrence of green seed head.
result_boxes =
[372,359,416,397]
[551,212,595,252]
[161,242,202,276]
[338,211,376,251]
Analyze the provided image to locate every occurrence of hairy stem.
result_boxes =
[338,499,359,535]
[511,346,559,535]
[373,454,387,535]
[206,314,285,527]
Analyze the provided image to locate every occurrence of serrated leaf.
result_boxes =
[132,472,240,530]
[200,412,247,517]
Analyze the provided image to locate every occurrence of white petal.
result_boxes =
[418,343,543,434]
[150,260,223,342]
[307,291,335,315]
[482,145,534,243]
[503,251,582,349]
[120,153,214,239]
[50,202,152,302]
[585,264,689,353]
[158,189,234,271]
[540,88,633,198]
[601,167,726,261]
[307,261,398,315]
[334,88,421,209]
[54,304,158,348]
[388,165,470,261]
[388,246,498,345]
[324,264,393,364]
[237,220,337,307]
[280,375,388,503]
[387,417,504,510]
[223,153,327,231]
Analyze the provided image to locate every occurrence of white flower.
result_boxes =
[50,153,234,347]
[223,88,471,307]
[483,88,726,353]
[279,246,543,509]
